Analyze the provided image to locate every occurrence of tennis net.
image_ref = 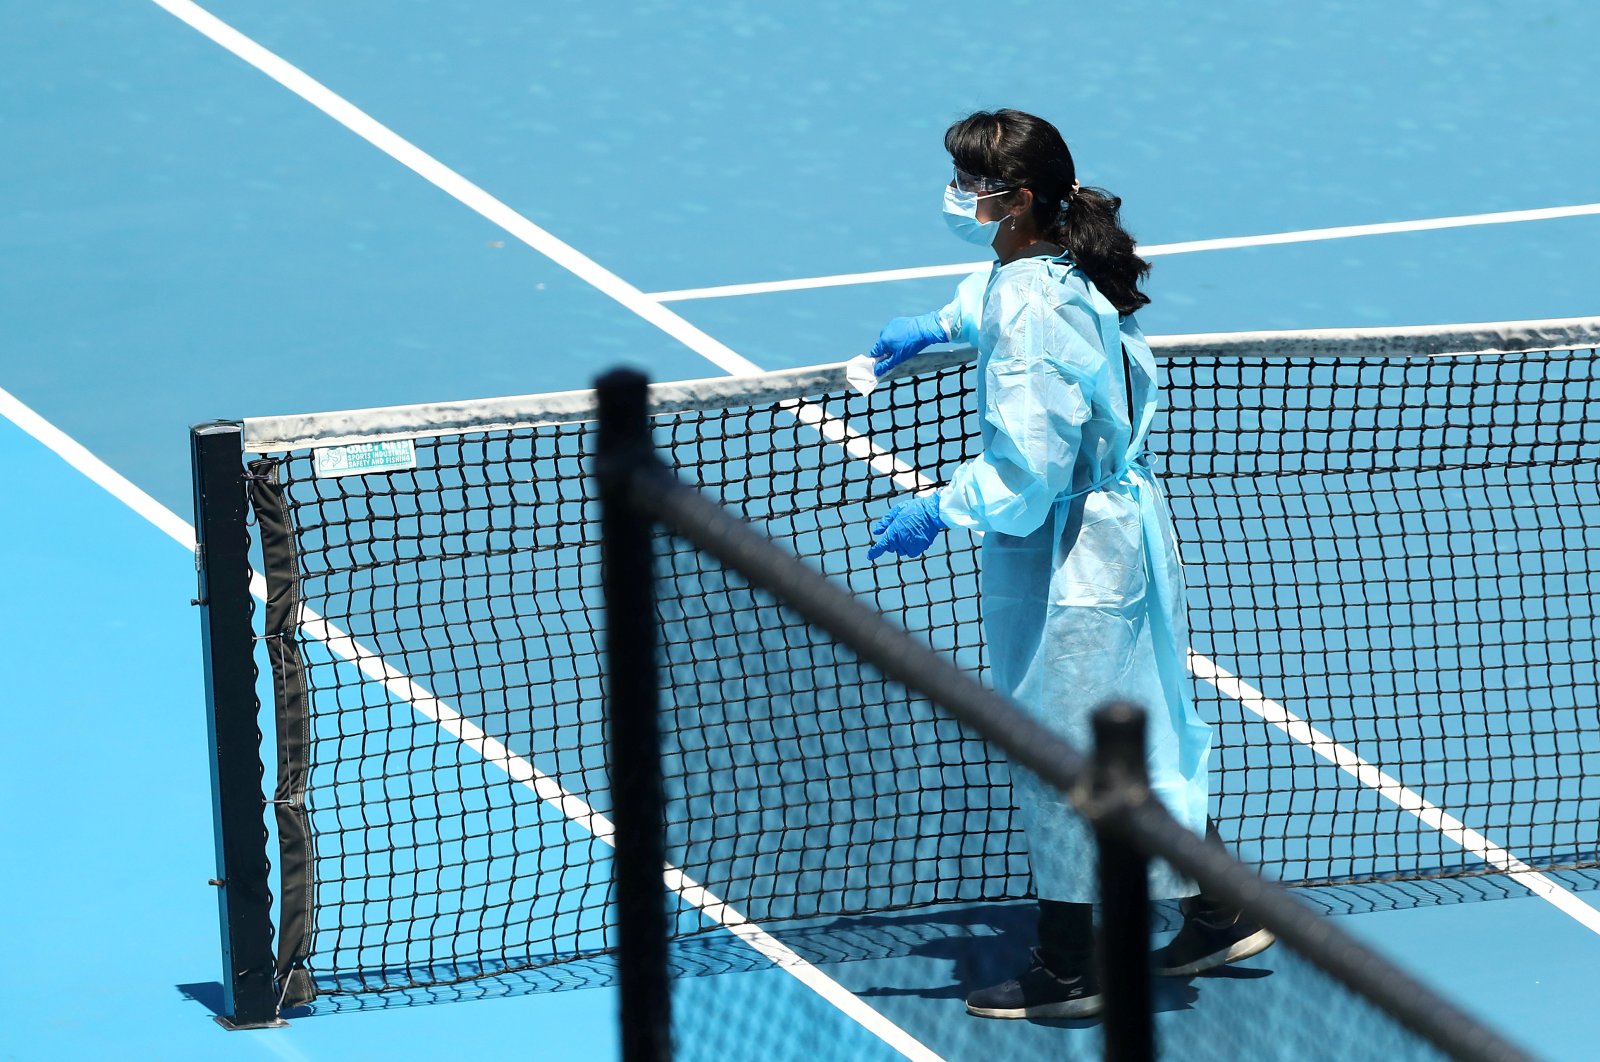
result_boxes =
[200,316,1600,1004]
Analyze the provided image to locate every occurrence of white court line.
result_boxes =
[1189,653,1600,934]
[0,388,196,552]
[0,383,941,1062]
[144,0,761,377]
[127,0,1600,943]
[644,201,1600,303]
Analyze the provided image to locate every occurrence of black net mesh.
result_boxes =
[1173,351,1600,883]
[652,534,1463,1062]
[242,341,1600,999]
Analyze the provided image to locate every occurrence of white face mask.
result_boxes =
[942,184,1012,247]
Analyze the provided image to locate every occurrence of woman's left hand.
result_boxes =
[867,493,947,559]
[869,312,948,378]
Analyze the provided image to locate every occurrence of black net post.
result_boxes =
[191,422,284,1030]
[1091,702,1154,1062]
[595,370,672,1062]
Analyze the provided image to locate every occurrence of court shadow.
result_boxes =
[857,962,1207,1019]
[1023,979,1204,1028]
[1194,964,1274,980]
[170,902,1043,1017]
[842,901,1215,1015]
[176,981,225,1016]
[175,980,322,1022]
[1024,1015,1102,1030]
[171,895,1297,1018]
[277,954,624,1015]
[175,954,628,1018]
[1297,865,1600,917]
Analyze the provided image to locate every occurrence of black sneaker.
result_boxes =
[964,949,1102,1020]
[1153,910,1276,976]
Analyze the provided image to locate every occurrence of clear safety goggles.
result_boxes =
[952,165,1015,195]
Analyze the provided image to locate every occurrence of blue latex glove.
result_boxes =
[867,493,947,559]
[869,312,948,378]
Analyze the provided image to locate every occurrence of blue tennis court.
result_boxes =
[4,1,1600,1058]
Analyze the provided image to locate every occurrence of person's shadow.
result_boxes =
[844,902,1273,1028]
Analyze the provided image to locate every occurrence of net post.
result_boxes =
[190,422,285,1030]
[1091,701,1154,1062]
[594,370,672,1062]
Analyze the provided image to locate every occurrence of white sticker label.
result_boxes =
[313,439,417,478]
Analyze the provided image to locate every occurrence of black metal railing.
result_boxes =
[594,367,1539,1062]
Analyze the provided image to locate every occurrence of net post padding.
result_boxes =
[1090,703,1155,1062]
[625,460,1540,1062]
[190,422,285,1030]
[595,369,673,1062]
[244,457,317,1009]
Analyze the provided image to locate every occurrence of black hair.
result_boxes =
[944,109,1151,315]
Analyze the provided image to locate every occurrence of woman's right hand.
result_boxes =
[869,312,948,378]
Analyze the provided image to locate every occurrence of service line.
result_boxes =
[644,201,1600,303]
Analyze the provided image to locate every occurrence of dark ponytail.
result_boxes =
[1048,185,1150,315]
[944,109,1151,315]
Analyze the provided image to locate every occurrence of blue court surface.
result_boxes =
[4,1,1600,1059]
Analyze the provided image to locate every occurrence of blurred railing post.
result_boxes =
[595,369,673,1062]
[1092,702,1155,1062]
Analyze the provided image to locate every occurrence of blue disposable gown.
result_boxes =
[935,254,1211,901]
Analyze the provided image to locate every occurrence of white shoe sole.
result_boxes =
[1156,927,1277,977]
[966,996,1103,1020]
